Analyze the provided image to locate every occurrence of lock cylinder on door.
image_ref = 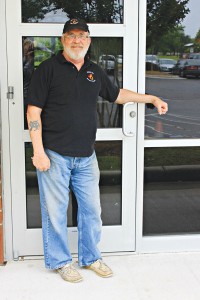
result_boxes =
[123,102,137,137]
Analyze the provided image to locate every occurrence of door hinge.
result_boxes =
[7,86,14,100]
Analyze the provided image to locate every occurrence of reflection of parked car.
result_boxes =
[158,58,177,72]
[99,55,115,72]
[146,54,158,64]
[116,54,123,64]
[146,55,159,71]
[188,53,200,59]
[172,59,189,75]
[179,59,200,78]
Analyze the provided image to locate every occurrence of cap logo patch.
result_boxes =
[70,19,78,25]
[87,71,96,83]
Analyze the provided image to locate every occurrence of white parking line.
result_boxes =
[146,75,186,80]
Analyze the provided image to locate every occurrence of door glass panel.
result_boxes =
[21,0,124,23]
[145,0,200,139]
[25,141,122,228]
[23,36,123,129]
[143,147,200,235]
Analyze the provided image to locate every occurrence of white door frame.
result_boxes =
[3,0,200,260]
[0,0,14,261]
[136,0,200,253]
[2,0,140,259]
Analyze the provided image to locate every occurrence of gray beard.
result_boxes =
[64,46,88,61]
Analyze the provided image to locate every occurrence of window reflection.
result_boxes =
[145,0,200,139]
[143,147,200,235]
[21,0,123,23]
[23,37,57,127]
[25,141,122,228]
[22,36,123,129]
[145,76,200,139]
[23,38,34,100]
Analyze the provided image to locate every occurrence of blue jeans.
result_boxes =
[37,149,102,269]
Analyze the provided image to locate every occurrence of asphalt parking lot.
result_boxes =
[145,76,200,138]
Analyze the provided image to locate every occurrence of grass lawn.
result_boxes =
[158,55,179,61]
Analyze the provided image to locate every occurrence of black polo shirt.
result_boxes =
[27,51,120,157]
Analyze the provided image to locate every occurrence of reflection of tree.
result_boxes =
[23,38,35,128]
[194,29,200,52]
[147,0,190,53]
[23,38,34,100]
[22,0,55,22]
[91,38,122,63]
[22,0,123,23]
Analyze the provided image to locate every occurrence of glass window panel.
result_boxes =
[23,36,123,129]
[143,147,200,236]
[25,141,122,228]
[95,141,122,225]
[145,0,200,139]
[21,0,124,24]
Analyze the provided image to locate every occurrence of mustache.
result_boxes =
[71,44,83,48]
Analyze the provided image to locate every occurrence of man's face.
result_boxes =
[61,29,91,61]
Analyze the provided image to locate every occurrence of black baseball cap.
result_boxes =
[63,18,89,34]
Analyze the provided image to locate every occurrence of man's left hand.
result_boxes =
[152,97,168,115]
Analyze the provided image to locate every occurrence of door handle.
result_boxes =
[123,102,136,137]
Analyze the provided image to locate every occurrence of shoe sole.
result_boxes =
[59,275,83,283]
[65,278,83,283]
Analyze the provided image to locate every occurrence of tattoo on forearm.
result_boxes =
[29,120,40,131]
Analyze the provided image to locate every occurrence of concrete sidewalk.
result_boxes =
[1,252,200,300]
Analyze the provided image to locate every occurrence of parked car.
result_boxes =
[158,58,177,72]
[99,54,116,73]
[116,54,123,64]
[146,54,158,64]
[172,59,189,75]
[188,53,200,59]
[179,59,200,78]
[146,54,159,71]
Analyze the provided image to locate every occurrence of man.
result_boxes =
[26,18,168,283]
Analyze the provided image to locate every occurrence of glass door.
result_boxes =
[6,0,139,258]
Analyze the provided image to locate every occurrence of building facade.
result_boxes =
[1,0,200,262]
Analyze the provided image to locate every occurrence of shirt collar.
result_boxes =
[56,50,91,67]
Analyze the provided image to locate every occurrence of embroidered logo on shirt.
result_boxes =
[87,71,96,83]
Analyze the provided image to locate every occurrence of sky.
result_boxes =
[181,0,200,38]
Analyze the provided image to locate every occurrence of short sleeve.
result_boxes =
[99,68,120,102]
[26,60,52,108]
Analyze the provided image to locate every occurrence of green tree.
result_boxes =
[22,0,55,22]
[147,0,190,53]
[53,0,122,23]
[194,29,200,52]
[22,0,123,23]
[156,25,191,55]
